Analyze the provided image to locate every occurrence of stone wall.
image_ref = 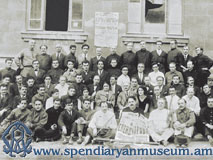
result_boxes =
[0,0,212,60]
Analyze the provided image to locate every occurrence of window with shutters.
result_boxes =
[27,0,83,31]
[128,0,183,35]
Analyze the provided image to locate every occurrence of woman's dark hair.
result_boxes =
[137,85,147,96]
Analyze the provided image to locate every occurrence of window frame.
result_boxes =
[127,0,183,36]
[27,0,46,30]
[68,0,84,31]
[26,0,84,31]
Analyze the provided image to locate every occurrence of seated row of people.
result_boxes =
[1,94,213,147]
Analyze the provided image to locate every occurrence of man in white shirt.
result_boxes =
[149,98,174,146]
[77,44,91,69]
[117,65,130,87]
[55,76,69,98]
[165,86,180,113]
[183,87,204,138]
[182,87,200,116]
[148,63,165,86]
[82,102,117,145]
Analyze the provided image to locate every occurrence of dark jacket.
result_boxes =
[58,109,82,127]
[151,50,168,73]
[135,49,152,74]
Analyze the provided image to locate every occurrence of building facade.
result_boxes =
[0,0,212,59]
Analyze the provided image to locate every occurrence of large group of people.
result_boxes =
[0,39,213,147]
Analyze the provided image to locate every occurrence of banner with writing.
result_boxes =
[115,112,149,143]
[95,12,119,47]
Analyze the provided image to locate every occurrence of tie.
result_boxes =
[139,73,143,82]
[98,70,102,75]
[35,71,38,76]
[83,54,87,61]
[94,86,97,92]
[184,55,187,61]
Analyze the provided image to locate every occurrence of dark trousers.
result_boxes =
[204,127,213,137]
[63,122,81,136]
[195,115,205,135]
[34,127,61,141]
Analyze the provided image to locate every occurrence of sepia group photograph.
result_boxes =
[0,0,213,159]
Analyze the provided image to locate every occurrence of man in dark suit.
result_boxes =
[107,58,121,78]
[120,42,136,76]
[87,75,101,98]
[43,75,56,97]
[26,76,37,103]
[156,76,168,97]
[36,44,52,72]
[81,60,94,85]
[183,60,198,85]
[135,41,152,74]
[0,84,12,123]
[0,58,17,83]
[150,86,163,112]
[144,76,154,96]
[51,44,66,70]
[64,45,78,69]
[133,63,146,85]
[12,85,30,109]
[73,74,86,98]
[193,47,213,87]
[27,60,46,84]
[151,40,168,73]
[9,74,23,97]
[105,47,121,69]
[177,45,193,72]
[109,75,122,118]
[167,40,182,69]
[46,59,64,84]
[90,47,106,72]
[94,60,109,87]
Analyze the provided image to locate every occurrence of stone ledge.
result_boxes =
[21,31,88,44]
[121,34,190,47]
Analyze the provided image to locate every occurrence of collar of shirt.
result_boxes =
[177,107,188,114]
[21,95,26,98]
[157,49,162,55]
[82,53,88,59]
[97,55,101,60]
[56,52,61,57]
[67,110,72,115]
[98,69,103,74]
[183,54,188,57]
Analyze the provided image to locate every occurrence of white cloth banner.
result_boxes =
[95,12,119,48]
[115,112,149,143]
